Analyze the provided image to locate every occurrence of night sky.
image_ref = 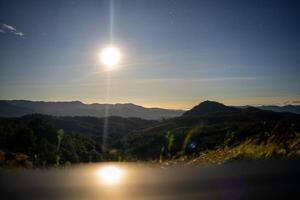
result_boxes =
[0,0,299,109]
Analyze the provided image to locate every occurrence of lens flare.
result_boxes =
[96,166,123,185]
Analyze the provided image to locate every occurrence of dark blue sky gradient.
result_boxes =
[0,0,299,108]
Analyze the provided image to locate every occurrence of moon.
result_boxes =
[100,46,122,70]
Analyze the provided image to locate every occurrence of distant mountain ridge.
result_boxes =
[0,100,184,120]
[183,100,240,116]
[183,100,300,116]
[1,100,299,120]
[258,105,300,114]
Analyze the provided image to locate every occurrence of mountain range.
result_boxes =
[258,105,300,114]
[0,100,299,120]
[0,100,300,167]
[0,100,184,120]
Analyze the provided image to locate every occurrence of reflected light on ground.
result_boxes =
[96,166,124,185]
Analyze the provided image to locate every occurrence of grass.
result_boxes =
[191,139,300,165]
[161,131,300,166]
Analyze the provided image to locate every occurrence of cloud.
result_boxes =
[0,23,24,38]
[2,24,16,31]
[14,32,24,37]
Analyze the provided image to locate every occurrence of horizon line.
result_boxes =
[1,98,300,110]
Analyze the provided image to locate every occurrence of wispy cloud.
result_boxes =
[2,24,16,31]
[0,23,24,38]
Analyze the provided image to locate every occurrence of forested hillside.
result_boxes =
[125,102,300,162]
[1,101,300,168]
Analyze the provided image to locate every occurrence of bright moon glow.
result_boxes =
[100,46,121,70]
[96,166,123,185]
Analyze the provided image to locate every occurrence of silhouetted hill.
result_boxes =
[0,101,33,117]
[126,102,300,159]
[259,105,300,114]
[0,100,184,120]
[0,114,158,167]
[183,100,240,116]
[19,114,158,149]
[0,115,104,166]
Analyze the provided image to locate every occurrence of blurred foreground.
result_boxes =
[1,159,299,200]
